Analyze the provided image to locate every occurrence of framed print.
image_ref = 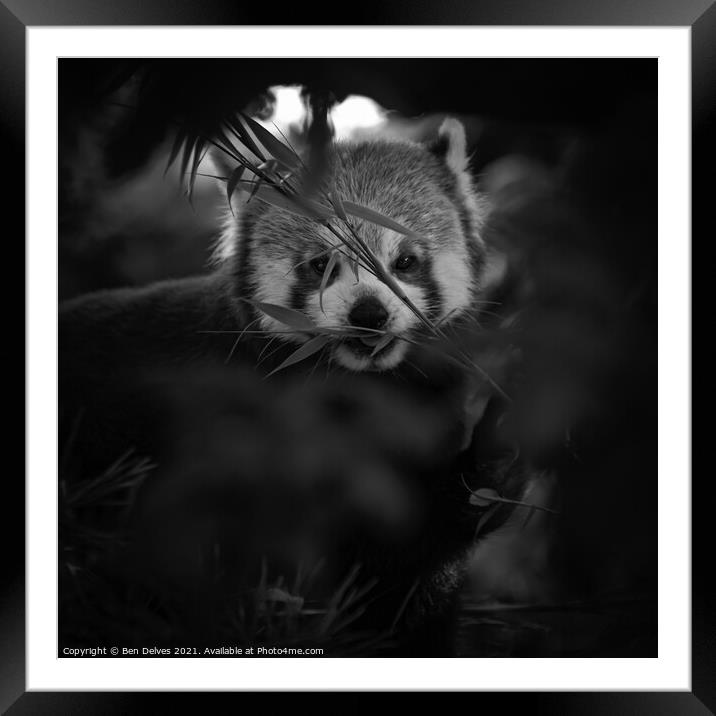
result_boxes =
[4,0,703,710]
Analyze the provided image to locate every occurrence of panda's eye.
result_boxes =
[394,253,418,272]
[310,256,329,275]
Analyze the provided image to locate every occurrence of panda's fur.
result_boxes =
[214,118,489,372]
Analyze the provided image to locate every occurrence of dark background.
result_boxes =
[56,57,658,660]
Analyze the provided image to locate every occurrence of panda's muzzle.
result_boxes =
[348,296,389,331]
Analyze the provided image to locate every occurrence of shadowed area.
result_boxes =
[58,58,657,657]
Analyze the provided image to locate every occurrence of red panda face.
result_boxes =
[217,120,489,372]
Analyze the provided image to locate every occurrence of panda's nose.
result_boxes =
[349,296,389,330]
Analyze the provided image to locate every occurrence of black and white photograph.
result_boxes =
[57,57,658,659]
[0,0,701,706]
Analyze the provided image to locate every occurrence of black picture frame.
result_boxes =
[4,1,703,710]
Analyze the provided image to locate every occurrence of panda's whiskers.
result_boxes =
[401,357,429,381]
[256,334,283,366]
[224,316,261,364]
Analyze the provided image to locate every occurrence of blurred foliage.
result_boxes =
[58,59,657,656]
[60,365,480,655]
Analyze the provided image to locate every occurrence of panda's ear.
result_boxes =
[428,117,470,176]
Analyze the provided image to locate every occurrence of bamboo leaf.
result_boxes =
[319,251,339,314]
[179,135,198,194]
[247,175,265,203]
[266,334,331,377]
[258,158,280,175]
[253,185,333,221]
[311,327,365,338]
[342,201,418,237]
[249,300,316,331]
[329,190,348,221]
[187,138,208,199]
[370,333,394,357]
[225,115,265,162]
[350,253,360,282]
[226,166,245,207]
[213,127,241,157]
[240,112,302,171]
[474,503,500,539]
[469,487,501,507]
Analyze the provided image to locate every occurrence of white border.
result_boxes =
[27,27,691,691]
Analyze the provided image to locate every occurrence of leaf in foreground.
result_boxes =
[226,166,245,208]
[474,503,501,539]
[370,333,395,357]
[469,487,502,508]
[342,201,418,238]
[319,251,339,313]
[266,334,331,377]
[250,300,317,331]
[240,112,302,171]
[224,115,266,163]
[179,135,199,193]
[187,138,208,198]
[329,191,348,221]
[253,185,333,222]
